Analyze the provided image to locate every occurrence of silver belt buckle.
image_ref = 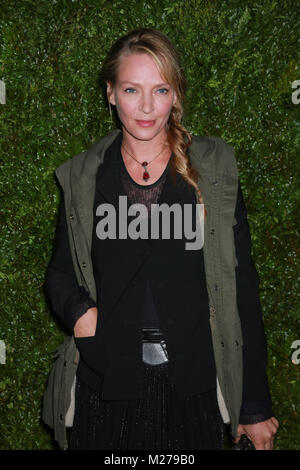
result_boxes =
[142,340,169,365]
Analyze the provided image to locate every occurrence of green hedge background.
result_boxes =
[0,0,299,450]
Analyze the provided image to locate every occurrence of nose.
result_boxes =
[139,92,154,114]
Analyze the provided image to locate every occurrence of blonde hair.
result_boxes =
[100,28,205,211]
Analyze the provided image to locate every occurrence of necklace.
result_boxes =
[121,143,167,181]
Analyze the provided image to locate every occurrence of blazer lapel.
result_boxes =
[95,131,126,211]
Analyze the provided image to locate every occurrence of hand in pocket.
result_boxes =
[74,335,102,374]
[74,307,98,338]
[73,307,105,374]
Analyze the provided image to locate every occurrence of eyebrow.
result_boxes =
[119,81,170,87]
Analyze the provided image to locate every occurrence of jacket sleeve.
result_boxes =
[233,180,274,424]
[44,189,97,334]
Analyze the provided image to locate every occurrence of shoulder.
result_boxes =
[55,150,86,187]
[189,134,238,178]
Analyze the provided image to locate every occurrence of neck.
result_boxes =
[121,127,170,163]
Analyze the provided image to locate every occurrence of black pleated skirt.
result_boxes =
[69,360,225,450]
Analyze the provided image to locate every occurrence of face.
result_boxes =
[107,53,177,142]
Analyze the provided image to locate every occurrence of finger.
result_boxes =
[262,434,276,450]
[255,437,272,450]
[253,440,265,450]
[264,439,272,450]
[270,424,278,438]
[271,417,279,429]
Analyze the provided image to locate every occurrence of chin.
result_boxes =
[124,123,165,141]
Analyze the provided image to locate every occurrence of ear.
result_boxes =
[106,81,116,106]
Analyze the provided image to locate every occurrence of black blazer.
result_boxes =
[45,133,273,420]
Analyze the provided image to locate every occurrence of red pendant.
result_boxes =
[143,171,150,181]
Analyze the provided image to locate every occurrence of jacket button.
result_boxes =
[221,341,225,348]
[214,284,219,291]
[70,213,74,221]
[82,262,87,268]
[212,180,218,186]
[210,228,215,235]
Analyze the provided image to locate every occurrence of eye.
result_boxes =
[157,88,169,94]
[124,88,136,93]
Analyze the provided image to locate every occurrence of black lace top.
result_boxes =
[119,152,173,329]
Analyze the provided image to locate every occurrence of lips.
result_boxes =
[136,120,155,127]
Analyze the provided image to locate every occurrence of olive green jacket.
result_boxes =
[42,129,242,449]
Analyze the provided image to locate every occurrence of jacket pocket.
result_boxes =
[75,335,98,370]
[74,329,105,376]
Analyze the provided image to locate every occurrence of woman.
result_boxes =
[44,28,279,450]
